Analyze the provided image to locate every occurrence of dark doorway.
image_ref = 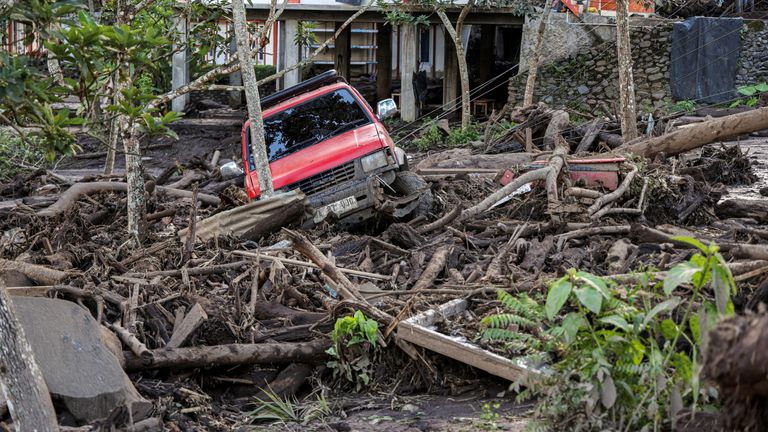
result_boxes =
[465,25,523,105]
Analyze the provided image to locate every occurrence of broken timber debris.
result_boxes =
[397,298,543,384]
[178,190,306,242]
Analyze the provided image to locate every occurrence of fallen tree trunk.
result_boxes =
[125,338,330,370]
[716,199,768,223]
[414,149,534,172]
[731,244,768,261]
[621,107,768,159]
[37,182,220,217]
[411,246,451,292]
[0,258,70,285]
[575,118,605,153]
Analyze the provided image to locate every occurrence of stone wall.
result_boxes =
[509,22,673,114]
[736,20,768,87]
[510,18,768,114]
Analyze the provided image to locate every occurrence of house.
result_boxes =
[172,0,526,120]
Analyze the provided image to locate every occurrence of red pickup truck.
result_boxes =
[240,70,431,226]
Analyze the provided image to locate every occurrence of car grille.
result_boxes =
[286,161,356,196]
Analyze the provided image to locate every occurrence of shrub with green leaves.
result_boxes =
[0,131,45,179]
[480,237,735,431]
[669,99,696,113]
[446,122,481,147]
[326,310,379,390]
[729,82,768,108]
[413,121,442,151]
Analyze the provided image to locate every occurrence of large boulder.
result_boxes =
[11,297,152,423]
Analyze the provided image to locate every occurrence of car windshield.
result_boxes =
[246,88,371,170]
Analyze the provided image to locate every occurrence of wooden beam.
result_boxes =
[396,299,543,384]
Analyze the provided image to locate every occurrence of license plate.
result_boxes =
[314,196,359,222]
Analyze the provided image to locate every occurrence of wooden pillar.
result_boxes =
[376,24,392,102]
[400,23,418,122]
[335,21,352,80]
[442,27,458,114]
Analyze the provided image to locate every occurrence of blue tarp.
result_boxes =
[670,17,743,104]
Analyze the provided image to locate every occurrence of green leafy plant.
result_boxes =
[0,131,45,179]
[326,311,380,390]
[446,122,481,147]
[729,82,768,108]
[477,401,502,431]
[254,65,277,82]
[670,99,696,113]
[485,237,735,431]
[249,389,331,425]
[294,21,319,50]
[50,10,181,140]
[413,121,443,151]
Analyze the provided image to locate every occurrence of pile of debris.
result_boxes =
[1,104,768,431]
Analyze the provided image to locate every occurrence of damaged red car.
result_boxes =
[240,70,431,226]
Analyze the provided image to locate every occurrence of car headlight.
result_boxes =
[361,151,389,173]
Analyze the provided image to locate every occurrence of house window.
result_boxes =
[419,27,430,63]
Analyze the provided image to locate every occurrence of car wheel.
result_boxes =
[390,171,433,219]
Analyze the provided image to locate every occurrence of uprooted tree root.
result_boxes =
[704,310,768,431]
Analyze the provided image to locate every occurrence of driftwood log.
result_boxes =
[0,258,70,286]
[37,182,220,217]
[621,106,768,158]
[125,338,330,370]
[716,199,768,223]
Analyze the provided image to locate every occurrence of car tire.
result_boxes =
[390,171,433,219]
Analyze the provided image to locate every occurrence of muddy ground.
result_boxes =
[3,104,768,431]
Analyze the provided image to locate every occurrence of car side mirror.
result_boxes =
[219,161,244,180]
[376,98,398,120]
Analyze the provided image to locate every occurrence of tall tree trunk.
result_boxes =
[0,281,59,431]
[436,1,474,130]
[123,126,146,243]
[103,71,123,176]
[615,0,638,141]
[232,0,274,198]
[523,4,551,106]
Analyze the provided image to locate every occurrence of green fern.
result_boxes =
[481,328,541,346]
[496,291,544,320]
[481,313,537,329]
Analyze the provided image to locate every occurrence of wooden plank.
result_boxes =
[167,303,208,349]
[397,299,543,384]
